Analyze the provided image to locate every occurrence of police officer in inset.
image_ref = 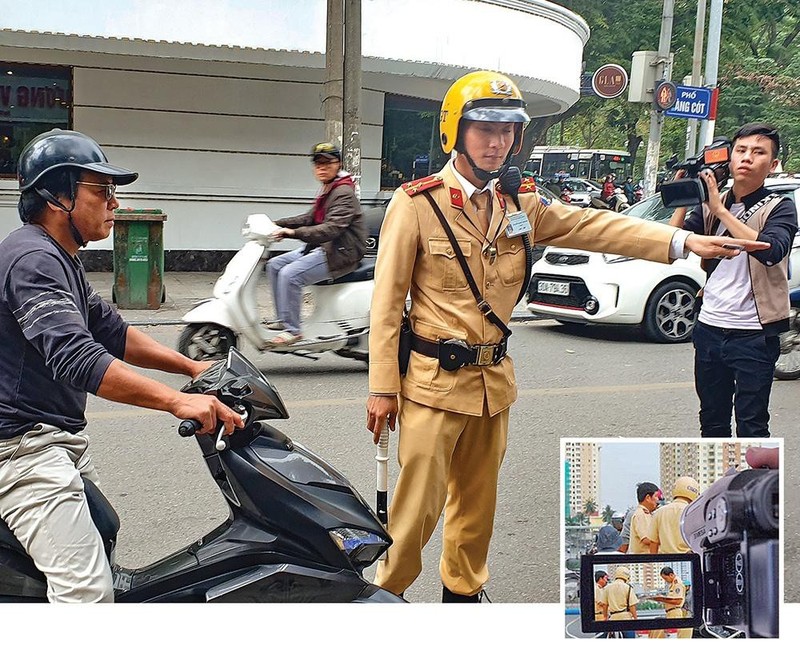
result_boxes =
[606,566,638,638]
[365,70,768,602]
[595,570,609,623]
[629,482,660,554]
[652,476,701,554]
[650,566,691,639]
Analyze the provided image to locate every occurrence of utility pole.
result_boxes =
[323,0,343,147]
[642,0,675,198]
[685,0,707,158]
[698,0,723,147]
[342,0,362,195]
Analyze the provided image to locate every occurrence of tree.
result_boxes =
[584,499,598,516]
[602,505,616,524]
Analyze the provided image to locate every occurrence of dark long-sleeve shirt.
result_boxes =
[0,225,128,439]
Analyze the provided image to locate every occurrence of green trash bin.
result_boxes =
[112,209,167,309]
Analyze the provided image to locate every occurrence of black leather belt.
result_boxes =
[411,333,508,371]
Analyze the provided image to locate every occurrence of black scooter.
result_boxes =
[0,348,401,603]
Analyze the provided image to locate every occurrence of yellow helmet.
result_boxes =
[673,476,701,502]
[439,70,530,155]
[614,566,631,582]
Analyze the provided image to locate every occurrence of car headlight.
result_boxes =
[329,528,389,567]
[602,253,636,264]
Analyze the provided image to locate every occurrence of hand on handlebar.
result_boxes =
[173,393,243,436]
[271,227,294,241]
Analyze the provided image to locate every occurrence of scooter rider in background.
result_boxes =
[0,129,242,603]
[266,142,366,346]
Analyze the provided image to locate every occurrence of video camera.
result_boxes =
[680,467,779,638]
[578,468,779,638]
[660,138,732,208]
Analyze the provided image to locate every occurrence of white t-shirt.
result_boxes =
[698,202,762,329]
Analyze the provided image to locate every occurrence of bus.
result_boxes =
[525,146,633,182]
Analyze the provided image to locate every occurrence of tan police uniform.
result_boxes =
[595,583,608,620]
[369,161,678,596]
[606,578,638,621]
[653,499,691,554]
[629,504,656,554]
[650,578,690,639]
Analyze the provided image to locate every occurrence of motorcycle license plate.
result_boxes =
[538,280,570,296]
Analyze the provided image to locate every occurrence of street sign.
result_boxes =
[665,85,714,119]
[591,64,628,99]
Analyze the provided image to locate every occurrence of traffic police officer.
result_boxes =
[650,566,691,639]
[605,567,638,621]
[653,476,701,554]
[365,70,770,602]
[629,482,660,554]
[595,570,609,621]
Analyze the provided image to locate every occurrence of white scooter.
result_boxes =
[178,213,373,363]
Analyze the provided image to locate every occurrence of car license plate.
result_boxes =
[538,280,570,296]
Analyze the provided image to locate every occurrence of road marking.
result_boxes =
[86,382,694,420]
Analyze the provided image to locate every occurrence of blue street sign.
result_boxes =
[665,85,713,119]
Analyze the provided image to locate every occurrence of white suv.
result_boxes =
[526,179,800,343]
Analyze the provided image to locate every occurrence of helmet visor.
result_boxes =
[462,100,530,125]
[80,161,139,185]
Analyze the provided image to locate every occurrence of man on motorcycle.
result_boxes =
[0,129,242,602]
[266,142,366,346]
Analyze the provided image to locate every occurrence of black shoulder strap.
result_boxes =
[422,191,512,338]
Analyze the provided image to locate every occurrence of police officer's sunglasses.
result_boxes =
[75,181,117,201]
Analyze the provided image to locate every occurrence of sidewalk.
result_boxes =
[86,272,538,325]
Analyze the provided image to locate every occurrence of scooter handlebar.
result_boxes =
[178,419,202,437]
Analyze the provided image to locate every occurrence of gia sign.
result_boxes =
[665,85,714,120]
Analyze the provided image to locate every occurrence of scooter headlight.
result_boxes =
[329,528,389,566]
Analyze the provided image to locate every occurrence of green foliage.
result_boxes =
[546,0,800,173]
[602,505,616,523]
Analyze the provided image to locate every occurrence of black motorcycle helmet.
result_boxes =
[17,130,138,243]
[18,129,138,192]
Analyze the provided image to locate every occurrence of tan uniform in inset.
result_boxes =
[653,498,691,554]
[606,578,638,621]
[369,161,678,595]
[629,504,656,554]
[650,578,691,639]
[595,583,608,621]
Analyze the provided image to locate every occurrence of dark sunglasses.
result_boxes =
[76,181,116,201]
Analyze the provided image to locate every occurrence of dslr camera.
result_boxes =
[660,138,732,208]
[680,467,779,638]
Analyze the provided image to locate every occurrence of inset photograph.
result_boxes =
[562,439,781,639]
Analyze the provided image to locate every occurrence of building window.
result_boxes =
[1,63,72,178]
[380,94,446,190]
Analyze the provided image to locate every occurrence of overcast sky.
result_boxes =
[0,0,328,51]
[598,442,660,515]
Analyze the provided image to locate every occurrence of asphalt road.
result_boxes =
[83,319,797,603]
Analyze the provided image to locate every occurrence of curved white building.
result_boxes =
[0,0,589,265]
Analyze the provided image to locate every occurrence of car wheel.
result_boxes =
[178,323,238,360]
[643,281,697,343]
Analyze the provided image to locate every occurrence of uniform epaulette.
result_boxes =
[518,177,538,194]
[401,175,444,196]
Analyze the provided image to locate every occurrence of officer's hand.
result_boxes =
[366,394,398,444]
[684,234,769,259]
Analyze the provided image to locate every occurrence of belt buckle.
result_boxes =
[476,344,495,366]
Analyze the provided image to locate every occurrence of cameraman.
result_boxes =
[670,123,798,438]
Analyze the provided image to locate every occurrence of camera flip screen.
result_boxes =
[580,553,703,634]
[660,177,707,208]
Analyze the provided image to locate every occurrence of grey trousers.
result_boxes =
[266,246,331,335]
[0,424,113,602]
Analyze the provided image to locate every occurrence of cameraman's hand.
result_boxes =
[685,234,769,259]
[746,446,779,470]
[699,169,725,215]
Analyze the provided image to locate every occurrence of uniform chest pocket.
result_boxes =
[428,238,471,291]
[495,236,525,286]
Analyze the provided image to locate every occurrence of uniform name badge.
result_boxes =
[505,211,532,238]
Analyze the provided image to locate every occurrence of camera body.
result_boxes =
[680,468,779,638]
[660,138,732,208]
